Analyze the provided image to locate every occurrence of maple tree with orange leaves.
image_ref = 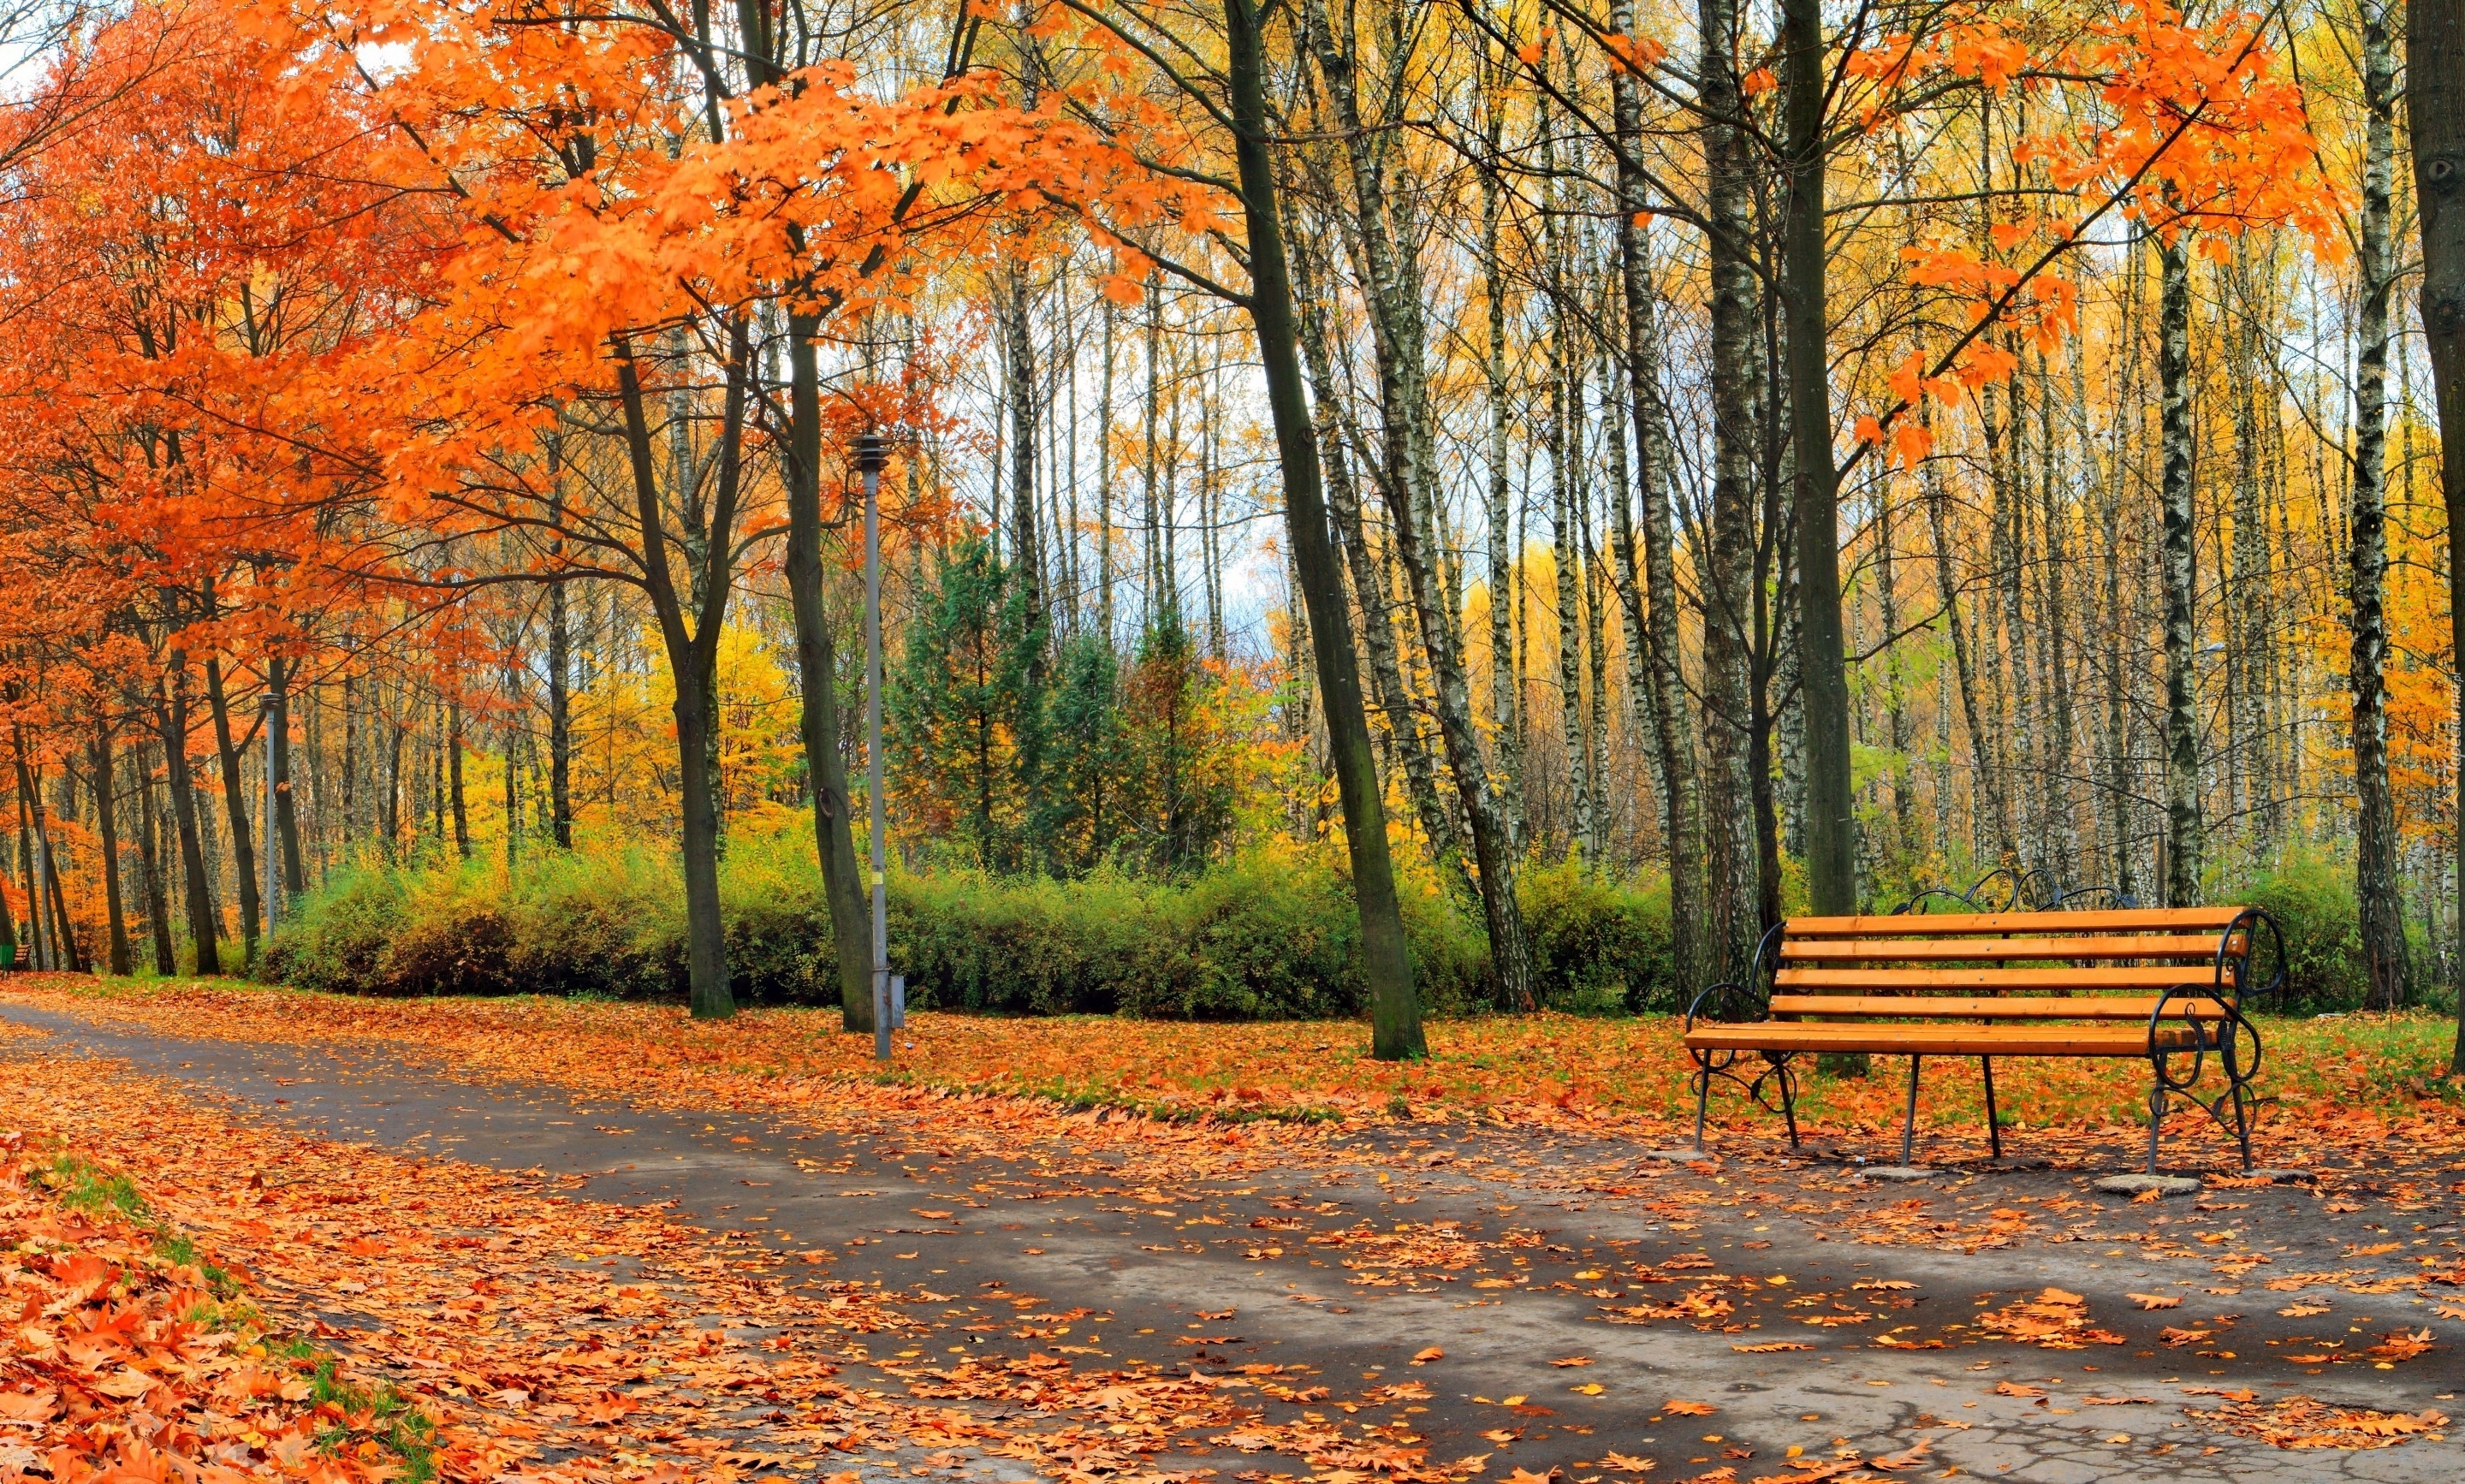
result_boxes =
[0,2,2455,1472]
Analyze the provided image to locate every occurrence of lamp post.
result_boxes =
[858,430,890,1063]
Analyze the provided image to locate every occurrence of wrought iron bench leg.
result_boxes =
[1900,1054,1922,1167]
[1775,1056,1801,1149]
[1693,1060,1712,1152]
[2230,1077,2254,1170]
[2147,1079,2165,1177]
[1980,1055,2001,1160]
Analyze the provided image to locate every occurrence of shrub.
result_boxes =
[263,866,405,994]
[502,849,681,1000]
[2242,853,2368,1012]
[1518,861,1675,1013]
[261,828,1668,1019]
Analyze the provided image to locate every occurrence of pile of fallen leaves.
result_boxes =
[1974,1287,2126,1349]
[2183,1391,2449,1449]
[0,1132,431,1483]
[0,1039,1498,1484]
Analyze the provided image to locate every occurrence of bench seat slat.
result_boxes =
[1786,908,2244,935]
[1781,934,2236,962]
[1766,994,2228,1020]
[1685,1023,2203,1057]
[1775,965,2229,991]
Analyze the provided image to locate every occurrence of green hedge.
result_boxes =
[262,834,2400,1018]
[262,834,1676,1018]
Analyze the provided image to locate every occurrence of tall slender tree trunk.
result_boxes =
[158,662,219,975]
[1303,0,1532,1010]
[202,655,260,959]
[135,740,175,975]
[1607,15,1700,982]
[1927,439,2015,866]
[15,740,80,974]
[784,316,877,1032]
[1292,237,1458,872]
[1098,296,1117,642]
[1697,0,1762,982]
[1877,484,1915,859]
[2105,240,2147,899]
[448,698,472,860]
[549,553,574,849]
[613,329,748,1020]
[2353,3,2408,1008]
[15,779,38,971]
[1539,89,1589,860]
[92,722,130,976]
[1480,80,1528,854]
[2413,0,2465,1070]
[2159,235,2203,906]
[1779,0,1856,916]
[268,656,302,895]
[1223,0,1422,1056]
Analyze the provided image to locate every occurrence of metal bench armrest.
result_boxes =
[2216,907,2286,1010]
[1684,921,1784,1030]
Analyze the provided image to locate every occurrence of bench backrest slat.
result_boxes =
[1787,908,2241,936]
[1782,934,2236,963]
[1775,965,2230,990]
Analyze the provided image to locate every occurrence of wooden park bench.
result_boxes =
[1682,905,2284,1172]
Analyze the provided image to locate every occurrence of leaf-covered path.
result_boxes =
[0,993,2457,1482]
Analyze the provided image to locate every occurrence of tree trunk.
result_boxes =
[1779,0,1856,915]
[1302,0,1531,1011]
[448,697,472,860]
[1539,93,1589,861]
[269,656,303,894]
[2414,0,2465,1066]
[1696,0,1763,983]
[614,330,746,1020]
[2158,234,2203,907]
[785,313,878,1034]
[1223,0,1423,1056]
[14,781,37,971]
[1297,265,1458,872]
[92,722,131,976]
[1606,12,1701,984]
[15,739,78,973]
[1480,74,1527,854]
[136,739,175,975]
[2353,3,2408,1009]
[203,655,260,959]
[1003,257,1048,840]
[549,545,574,848]
[159,662,220,975]
[1098,296,1117,642]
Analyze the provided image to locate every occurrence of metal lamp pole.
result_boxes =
[859,431,890,1063]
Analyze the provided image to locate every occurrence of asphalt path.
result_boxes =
[0,1000,2456,1482]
